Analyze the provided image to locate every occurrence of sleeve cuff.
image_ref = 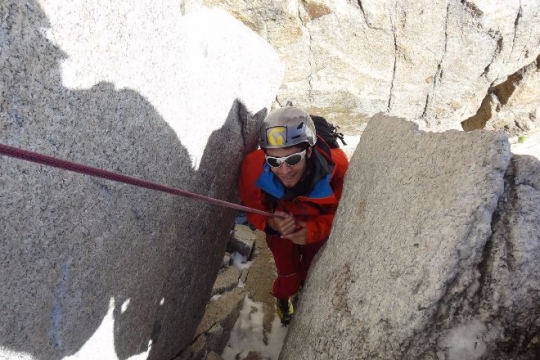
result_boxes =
[264,224,279,235]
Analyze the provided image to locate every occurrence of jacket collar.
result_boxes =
[255,146,335,200]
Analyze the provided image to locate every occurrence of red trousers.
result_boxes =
[266,234,325,300]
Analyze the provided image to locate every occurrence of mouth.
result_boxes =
[281,175,296,180]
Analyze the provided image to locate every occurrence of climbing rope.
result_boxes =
[0,143,279,218]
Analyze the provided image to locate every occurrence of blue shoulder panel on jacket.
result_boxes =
[255,163,285,199]
[256,164,334,200]
[308,173,333,198]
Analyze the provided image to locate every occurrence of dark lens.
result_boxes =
[285,154,302,166]
[266,157,281,168]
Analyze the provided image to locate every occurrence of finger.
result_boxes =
[283,230,306,244]
[273,211,290,220]
[283,217,296,227]
[276,216,295,228]
[280,222,297,235]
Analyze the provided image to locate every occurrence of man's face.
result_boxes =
[265,146,311,188]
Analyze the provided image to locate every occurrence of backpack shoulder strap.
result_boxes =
[310,115,347,149]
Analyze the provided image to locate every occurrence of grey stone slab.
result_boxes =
[191,288,246,357]
[280,114,512,359]
[240,269,249,285]
[211,267,241,297]
[0,2,282,360]
[222,252,232,269]
[228,224,256,260]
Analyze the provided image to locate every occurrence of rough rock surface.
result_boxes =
[178,225,278,360]
[211,267,241,297]
[472,154,540,359]
[280,114,524,359]
[206,0,540,132]
[462,55,540,136]
[228,224,257,259]
[177,288,246,360]
[0,2,282,360]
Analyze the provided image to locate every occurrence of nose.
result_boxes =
[276,163,293,174]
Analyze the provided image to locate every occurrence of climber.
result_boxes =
[238,106,349,324]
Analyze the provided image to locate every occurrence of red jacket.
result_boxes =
[238,144,348,244]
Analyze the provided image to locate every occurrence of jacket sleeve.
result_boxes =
[304,149,349,244]
[238,151,269,232]
[329,148,349,201]
[304,212,337,244]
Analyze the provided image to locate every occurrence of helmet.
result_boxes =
[258,106,316,149]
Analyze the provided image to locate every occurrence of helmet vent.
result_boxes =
[296,122,304,129]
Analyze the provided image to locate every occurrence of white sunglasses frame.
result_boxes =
[264,149,307,168]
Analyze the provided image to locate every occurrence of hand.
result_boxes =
[281,221,307,245]
[267,211,297,235]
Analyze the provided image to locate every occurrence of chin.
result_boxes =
[280,177,300,188]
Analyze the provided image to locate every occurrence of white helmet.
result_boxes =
[258,106,316,149]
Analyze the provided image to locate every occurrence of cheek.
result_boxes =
[295,162,307,175]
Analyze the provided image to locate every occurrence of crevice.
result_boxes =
[420,94,430,118]
[357,0,366,19]
[307,28,314,102]
[475,238,494,305]
[355,0,389,31]
[461,94,493,131]
[298,2,314,102]
[236,100,267,154]
[515,178,540,193]
[421,2,450,119]
[489,158,517,283]
[356,0,373,30]
[510,1,523,56]
[492,72,523,106]
[462,53,533,131]
[481,32,503,78]
[387,7,398,112]
[357,0,374,30]
[236,100,248,151]
[460,0,483,17]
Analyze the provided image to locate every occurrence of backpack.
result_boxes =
[310,115,347,149]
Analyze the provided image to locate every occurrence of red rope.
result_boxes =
[0,143,279,218]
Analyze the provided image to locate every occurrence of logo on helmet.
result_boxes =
[266,126,287,146]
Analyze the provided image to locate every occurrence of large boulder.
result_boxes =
[206,0,540,132]
[280,114,539,359]
[0,1,282,360]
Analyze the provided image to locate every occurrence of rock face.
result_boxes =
[207,0,540,132]
[462,55,540,136]
[478,155,540,359]
[281,114,539,359]
[0,2,282,360]
[177,225,278,360]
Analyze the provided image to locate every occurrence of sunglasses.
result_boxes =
[265,149,307,168]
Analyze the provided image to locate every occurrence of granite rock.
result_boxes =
[280,114,515,359]
[0,2,282,360]
[228,224,257,260]
[212,267,241,297]
[207,0,540,133]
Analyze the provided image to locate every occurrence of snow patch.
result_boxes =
[222,297,288,360]
[438,320,501,360]
[231,252,252,271]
